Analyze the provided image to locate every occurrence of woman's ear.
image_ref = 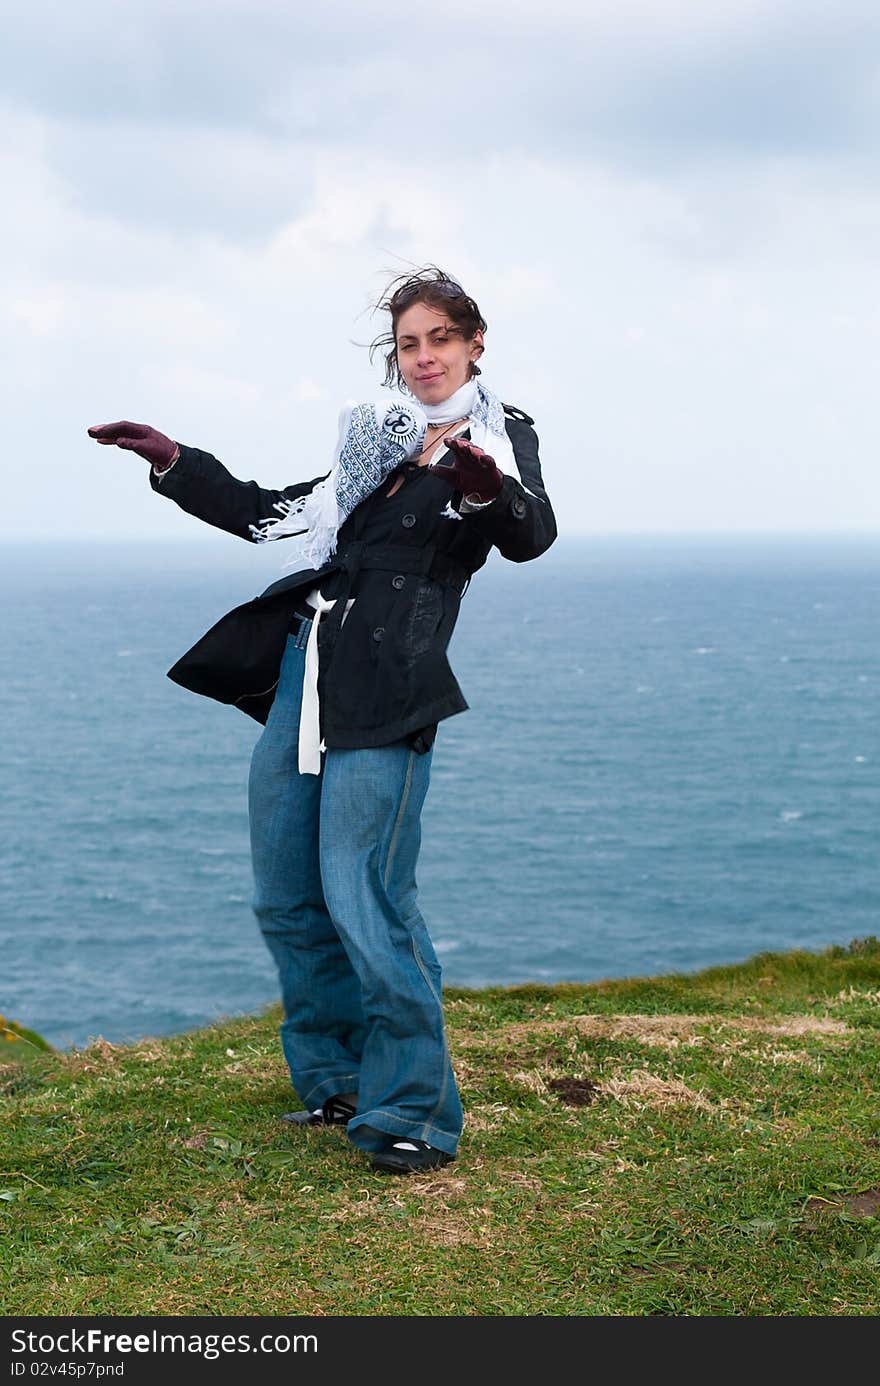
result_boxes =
[470,330,485,364]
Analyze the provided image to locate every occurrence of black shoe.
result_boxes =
[280,1094,357,1127]
[370,1138,456,1174]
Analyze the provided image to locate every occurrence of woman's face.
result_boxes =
[395,301,484,406]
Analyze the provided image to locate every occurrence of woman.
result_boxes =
[88,266,557,1174]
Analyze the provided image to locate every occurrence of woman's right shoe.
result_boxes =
[280,1094,357,1127]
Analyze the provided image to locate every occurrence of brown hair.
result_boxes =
[369,264,488,389]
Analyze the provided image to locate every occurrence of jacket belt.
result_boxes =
[317,542,468,650]
[345,542,469,586]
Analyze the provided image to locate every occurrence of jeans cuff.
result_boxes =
[301,1074,360,1110]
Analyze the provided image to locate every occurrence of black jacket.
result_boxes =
[149,406,556,750]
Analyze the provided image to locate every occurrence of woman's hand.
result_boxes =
[429,437,503,504]
[88,421,179,471]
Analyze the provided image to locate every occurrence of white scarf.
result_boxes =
[420,378,520,478]
[249,379,529,572]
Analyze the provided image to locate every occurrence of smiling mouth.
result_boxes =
[417,373,442,382]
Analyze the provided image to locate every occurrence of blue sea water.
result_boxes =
[2,534,879,1051]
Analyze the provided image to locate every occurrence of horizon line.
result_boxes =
[4,529,880,543]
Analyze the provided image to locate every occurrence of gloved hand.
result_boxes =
[429,437,503,504]
[87,421,179,471]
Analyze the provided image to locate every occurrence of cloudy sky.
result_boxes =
[3,0,879,541]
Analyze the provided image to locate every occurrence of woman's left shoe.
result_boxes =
[370,1139,455,1174]
[280,1094,357,1127]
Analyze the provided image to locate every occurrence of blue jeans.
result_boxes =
[247,617,462,1157]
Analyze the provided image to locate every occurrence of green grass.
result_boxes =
[3,938,880,1316]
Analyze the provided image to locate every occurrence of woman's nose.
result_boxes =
[416,342,436,364]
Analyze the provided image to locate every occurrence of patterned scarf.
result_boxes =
[249,380,521,573]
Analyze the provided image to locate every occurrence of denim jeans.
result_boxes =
[247,617,462,1157]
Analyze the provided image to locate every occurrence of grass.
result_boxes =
[2,938,880,1316]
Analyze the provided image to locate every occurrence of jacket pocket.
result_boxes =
[404,579,445,662]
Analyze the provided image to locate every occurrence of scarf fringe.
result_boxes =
[248,493,308,541]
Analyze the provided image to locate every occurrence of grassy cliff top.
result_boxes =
[3,939,880,1316]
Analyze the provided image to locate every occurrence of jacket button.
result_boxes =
[391,574,406,590]
[373,626,385,641]
[512,497,527,518]
[401,513,417,528]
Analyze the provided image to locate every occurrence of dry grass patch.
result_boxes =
[60,1038,128,1073]
[454,1011,851,1056]
[511,1068,550,1096]
[833,987,880,1005]
[460,1103,517,1134]
[180,1131,212,1150]
[406,1209,494,1249]
[319,1173,493,1247]
[738,1045,826,1071]
[597,1070,717,1112]
[500,1169,545,1195]
[735,1016,850,1036]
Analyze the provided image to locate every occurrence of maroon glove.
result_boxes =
[87,421,179,472]
[430,437,503,504]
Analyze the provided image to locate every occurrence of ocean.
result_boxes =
[2,534,878,1051]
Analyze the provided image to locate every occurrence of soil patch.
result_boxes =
[805,1187,880,1219]
[547,1077,599,1107]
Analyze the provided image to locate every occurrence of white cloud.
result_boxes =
[1,0,878,537]
[294,378,330,403]
[11,292,68,339]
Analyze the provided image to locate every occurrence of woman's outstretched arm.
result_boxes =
[88,421,329,543]
[148,443,331,544]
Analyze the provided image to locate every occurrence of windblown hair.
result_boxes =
[369,264,488,389]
